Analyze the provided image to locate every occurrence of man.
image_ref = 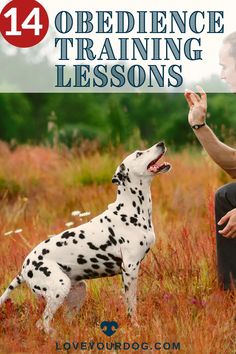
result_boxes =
[184,85,236,290]
[219,32,236,93]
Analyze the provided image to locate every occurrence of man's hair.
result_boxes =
[223,32,236,61]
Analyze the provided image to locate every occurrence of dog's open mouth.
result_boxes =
[147,153,171,174]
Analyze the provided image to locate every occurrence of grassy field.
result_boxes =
[0,141,235,354]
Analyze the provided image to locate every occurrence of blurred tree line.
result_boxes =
[0,93,235,149]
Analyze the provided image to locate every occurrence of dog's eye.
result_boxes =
[136,152,143,158]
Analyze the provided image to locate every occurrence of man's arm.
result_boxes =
[184,86,236,178]
[193,124,236,178]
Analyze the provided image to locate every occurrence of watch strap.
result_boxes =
[191,123,206,130]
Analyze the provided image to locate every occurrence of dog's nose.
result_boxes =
[156,141,165,149]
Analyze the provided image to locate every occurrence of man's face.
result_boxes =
[219,43,236,92]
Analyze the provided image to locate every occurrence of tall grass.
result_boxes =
[0,142,235,354]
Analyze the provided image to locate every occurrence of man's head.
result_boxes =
[219,32,236,92]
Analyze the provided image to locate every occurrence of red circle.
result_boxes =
[0,0,49,48]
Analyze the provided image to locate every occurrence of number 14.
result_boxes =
[4,7,43,36]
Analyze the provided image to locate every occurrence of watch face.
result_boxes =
[192,123,205,130]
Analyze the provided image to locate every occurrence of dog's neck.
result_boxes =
[110,178,153,227]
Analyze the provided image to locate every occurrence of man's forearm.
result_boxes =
[193,124,236,177]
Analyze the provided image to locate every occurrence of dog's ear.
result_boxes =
[112,163,126,185]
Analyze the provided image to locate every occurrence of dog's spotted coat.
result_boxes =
[0,142,171,333]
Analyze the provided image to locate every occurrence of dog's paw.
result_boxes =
[128,314,139,328]
[132,319,140,328]
[46,326,57,338]
[36,319,44,331]
[36,318,56,337]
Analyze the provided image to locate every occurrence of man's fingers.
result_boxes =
[190,94,199,104]
[196,85,206,95]
[226,229,236,238]
[218,209,236,237]
[218,223,232,236]
[196,85,207,103]
[184,91,194,108]
[218,212,231,225]
[219,227,236,238]
[185,89,202,107]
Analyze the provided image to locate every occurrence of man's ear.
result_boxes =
[112,163,126,185]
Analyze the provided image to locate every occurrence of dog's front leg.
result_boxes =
[121,265,140,323]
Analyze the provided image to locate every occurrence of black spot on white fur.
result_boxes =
[61,231,75,239]
[27,270,33,278]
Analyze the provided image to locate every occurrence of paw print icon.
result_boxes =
[100,321,119,336]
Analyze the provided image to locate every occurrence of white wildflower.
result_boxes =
[65,221,74,227]
[14,229,23,234]
[4,231,13,236]
[71,210,81,216]
[79,212,91,217]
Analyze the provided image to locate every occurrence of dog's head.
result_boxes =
[112,142,171,186]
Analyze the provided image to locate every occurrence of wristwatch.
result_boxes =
[191,122,206,130]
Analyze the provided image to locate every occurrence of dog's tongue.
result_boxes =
[149,162,168,173]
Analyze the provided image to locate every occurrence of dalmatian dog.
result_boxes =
[0,142,171,334]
